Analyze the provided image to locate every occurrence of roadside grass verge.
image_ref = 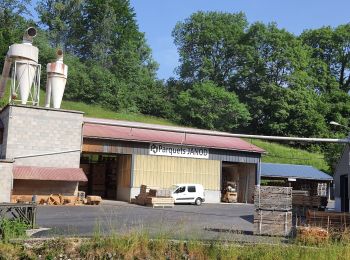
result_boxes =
[1,232,350,259]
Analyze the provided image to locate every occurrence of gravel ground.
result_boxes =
[34,201,287,243]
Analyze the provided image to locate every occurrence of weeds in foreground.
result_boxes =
[0,219,29,242]
[2,231,350,259]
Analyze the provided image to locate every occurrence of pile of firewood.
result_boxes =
[12,192,102,206]
[132,185,174,208]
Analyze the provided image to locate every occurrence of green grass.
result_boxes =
[60,100,176,125]
[247,139,330,172]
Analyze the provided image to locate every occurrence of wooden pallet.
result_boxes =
[254,210,293,236]
[147,203,174,208]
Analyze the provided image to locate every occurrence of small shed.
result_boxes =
[261,163,333,197]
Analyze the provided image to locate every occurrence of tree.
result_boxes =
[0,0,31,67]
[175,81,250,131]
[301,25,350,93]
[172,11,248,88]
[37,0,164,114]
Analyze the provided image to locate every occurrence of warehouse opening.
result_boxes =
[80,153,131,201]
[221,162,256,203]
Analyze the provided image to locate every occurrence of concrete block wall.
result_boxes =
[1,105,83,168]
[0,160,13,202]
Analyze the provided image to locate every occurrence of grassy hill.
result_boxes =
[0,87,331,172]
[247,139,330,173]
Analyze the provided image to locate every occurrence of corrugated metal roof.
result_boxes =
[13,166,88,182]
[261,163,333,181]
[83,118,265,153]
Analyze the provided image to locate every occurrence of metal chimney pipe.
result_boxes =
[22,27,37,44]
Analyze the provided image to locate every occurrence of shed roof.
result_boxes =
[83,117,265,154]
[261,163,333,181]
[13,166,88,182]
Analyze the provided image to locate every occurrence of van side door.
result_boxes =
[173,186,187,202]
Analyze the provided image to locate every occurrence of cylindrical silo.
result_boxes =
[0,27,39,104]
[45,49,68,109]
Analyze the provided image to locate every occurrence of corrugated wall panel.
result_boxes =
[83,139,261,164]
[133,155,220,190]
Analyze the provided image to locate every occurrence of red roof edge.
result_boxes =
[13,166,88,182]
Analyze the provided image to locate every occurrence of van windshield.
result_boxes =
[170,185,179,192]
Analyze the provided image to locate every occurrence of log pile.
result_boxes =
[254,186,293,236]
[133,185,174,208]
[306,210,350,231]
[12,192,101,206]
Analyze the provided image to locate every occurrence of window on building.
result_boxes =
[188,186,196,193]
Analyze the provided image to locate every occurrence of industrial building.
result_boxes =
[0,27,266,204]
[80,118,264,203]
[0,105,265,203]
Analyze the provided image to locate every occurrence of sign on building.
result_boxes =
[149,143,209,159]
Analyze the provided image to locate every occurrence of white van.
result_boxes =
[171,184,205,205]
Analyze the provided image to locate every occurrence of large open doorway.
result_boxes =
[221,162,256,203]
[80,153,131,201]
[340,174,349,212]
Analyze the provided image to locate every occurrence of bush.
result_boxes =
[0,219,29,242]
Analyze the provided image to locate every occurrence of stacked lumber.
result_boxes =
[292,190,328,216]
[254,210,293,236]
[86,195,102,205]
[148,189,171,197]
[133,185,174,208]
[292,190,326,207]
[254,186,293,236]
[306,210,350,231]
[254,186,292,210]
[145,197,174,206]
[292,190,309,205]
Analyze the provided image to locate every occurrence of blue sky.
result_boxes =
[130,0,350,80]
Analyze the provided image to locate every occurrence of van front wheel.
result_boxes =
[195,198,202,206]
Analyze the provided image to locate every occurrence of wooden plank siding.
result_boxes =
[82,138,261,164]
[118,155,131,188]
[133,155,221,190]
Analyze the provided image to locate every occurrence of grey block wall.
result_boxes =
[0,160,13,202]
[0,105,83,168]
